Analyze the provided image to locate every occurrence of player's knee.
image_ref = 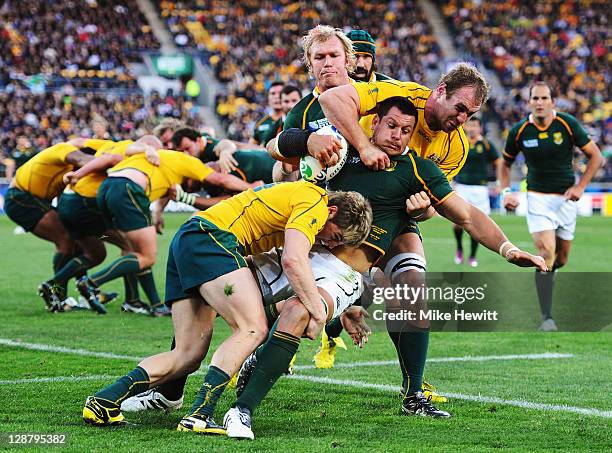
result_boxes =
[138,252,157,269]
[279,298,310,331]
[554,255,568,269]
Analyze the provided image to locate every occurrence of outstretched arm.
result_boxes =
[434,193,547,269]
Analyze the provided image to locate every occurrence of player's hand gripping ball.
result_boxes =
[300,125,348,183]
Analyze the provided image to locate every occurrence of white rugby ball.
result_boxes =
[299,125,348,183]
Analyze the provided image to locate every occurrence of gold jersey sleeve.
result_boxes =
[354,80,469,180]
[83,139,116,152]
[73,140,134,197]
[199,181,329,255]
[14,143,79,200]
[109,150,214,201]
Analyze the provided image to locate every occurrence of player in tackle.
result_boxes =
[81,181,372,433]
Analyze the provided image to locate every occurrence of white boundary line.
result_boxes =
[0,375,115,385]
[286,375,612,419]
[0,339,141,361]
[293,353,574,371]
[0,339,574,368]
[2,372,609,419]
[0,338,606,418]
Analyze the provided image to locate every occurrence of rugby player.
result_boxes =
[251,81,285,147]
[346,29,393,82]
[41,137,164,314]
[81,181,372,433]
[223,96,546,437]
[500,82,603,331]
[313,61,487,403]
[4,141,94,309]
[171,127,273,187]
[452,117,501,267]
[66,145,258,316]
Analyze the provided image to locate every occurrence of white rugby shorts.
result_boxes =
[454,183,491,215]
[526,191,577,240]
[251,245,363,319]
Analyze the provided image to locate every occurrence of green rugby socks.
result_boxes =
[189,366,231,418]
[94,366,150,405]
[236,331,300,413]
[90,254,140,286]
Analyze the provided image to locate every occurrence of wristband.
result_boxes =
[277,128,313,158]
[498,241,519,260]
[410,210,429,221]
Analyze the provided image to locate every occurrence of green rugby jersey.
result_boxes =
[200,132,221,162]
[455,137,499,186]
[283,90,329,132]
[230,150,275,183]
[329,148,453,255]
[504,112,591,193]
[253,114,283,146]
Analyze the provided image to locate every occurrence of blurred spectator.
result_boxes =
[438,0,611,180]
[0,87,205,155]
[157,1,443,141]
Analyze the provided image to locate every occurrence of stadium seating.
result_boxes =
[0,0,205,161]
[156,1,443,142]
[437,0,610,179]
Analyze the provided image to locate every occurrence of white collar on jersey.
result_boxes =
[528,110,557,124]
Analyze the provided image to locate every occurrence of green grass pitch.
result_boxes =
[0,213,610,452]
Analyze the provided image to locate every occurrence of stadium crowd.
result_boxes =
[438,0,611,173]
[0,0,205,174]
[157,0,442,142]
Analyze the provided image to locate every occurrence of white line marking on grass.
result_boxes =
[0,338,141,361]
[293,352,574,371]
[287,374,612,418]
[0,375,115,385]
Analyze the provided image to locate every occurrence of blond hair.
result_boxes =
[327,190,372,247]
[438,63,490,105]
[152,118,184,138]
[301,25,356,73]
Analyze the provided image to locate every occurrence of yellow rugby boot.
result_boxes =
[313,331,347,369]
[82,396,126,426]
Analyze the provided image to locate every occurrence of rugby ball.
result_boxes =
[299,125,348,183]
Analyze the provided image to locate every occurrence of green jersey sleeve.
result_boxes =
[485,139,500,161]
[201,134,220,162]
[409,154,453,205]
[503,122,522,163]
[557,112,591,148]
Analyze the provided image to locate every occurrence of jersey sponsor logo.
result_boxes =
[538,132,548,139]
[553,132,563,145]
[384,161,398,172]
[348,156,361,164]
[308,119,330,130]
[258,124,271,131]
[417,129,432,143]
[368,88,379,94]
[522,139,539,148]
[428,153,442,165]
